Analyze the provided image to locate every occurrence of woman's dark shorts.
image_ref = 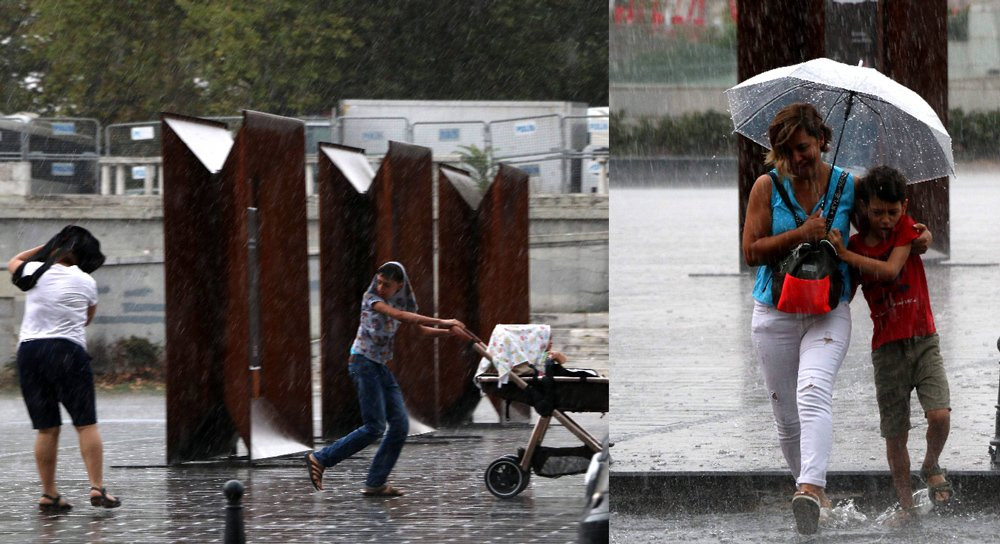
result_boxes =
[17,338,96,429]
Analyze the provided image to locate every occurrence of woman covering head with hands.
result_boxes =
[305,261,471,497]
[8,225,120,512]
[741,103,932,534]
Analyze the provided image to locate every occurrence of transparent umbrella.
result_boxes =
[725,57,955,183]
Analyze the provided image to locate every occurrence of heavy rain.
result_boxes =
[611,0,1000,542]
[0,2,608,542]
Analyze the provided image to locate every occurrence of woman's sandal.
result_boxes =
[305,452,324,491]
[920,464,954,507]
[38,494,73,513]
[89,486,121,508]
[361,484,405,497]
[791,490,821,535]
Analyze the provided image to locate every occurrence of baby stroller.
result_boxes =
[470,324,609,499]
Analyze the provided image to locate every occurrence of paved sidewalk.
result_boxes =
[609,167,1000,539]
[0,391,607,543]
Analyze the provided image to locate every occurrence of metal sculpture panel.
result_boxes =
[162,114,237,464]
[436,165,485,425]
[317,143,376,437]
[220,111,313,459]
[163,111,312,463]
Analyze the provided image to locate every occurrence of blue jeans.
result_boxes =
[313,355,409,488]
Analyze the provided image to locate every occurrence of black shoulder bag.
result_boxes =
[769,170,848,315]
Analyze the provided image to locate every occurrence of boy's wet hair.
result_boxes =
[858,165,908,204]
[377,262,404,283]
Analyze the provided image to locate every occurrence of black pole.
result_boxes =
[224,480,246,544]
[990,337,1000,467]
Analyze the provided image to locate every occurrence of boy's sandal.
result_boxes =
[38,494,73,512]
[362,484,405,497]
[305,453,324,491]
[919,464,954,506]
[791,490,821,535]
[89,486,121,508]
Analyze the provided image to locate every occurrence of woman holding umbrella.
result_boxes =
[741,103,930,534]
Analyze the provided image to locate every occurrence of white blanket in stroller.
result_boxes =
[476,324,551,386]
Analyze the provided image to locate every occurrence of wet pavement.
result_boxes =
[610,164,1000,540]
[0,390,608,543]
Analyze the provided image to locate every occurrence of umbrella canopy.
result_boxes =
[725,57,954,183]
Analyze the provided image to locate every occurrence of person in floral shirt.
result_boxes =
[306,261,470,496]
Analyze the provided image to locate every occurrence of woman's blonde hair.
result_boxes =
[764,103,832,180]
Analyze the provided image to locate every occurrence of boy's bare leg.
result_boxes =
[885,433,913,509]
[35,427,61,500]
[921,408,951,502]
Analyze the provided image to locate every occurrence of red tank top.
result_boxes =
[848,214,936,350]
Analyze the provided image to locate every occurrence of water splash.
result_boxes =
[874,488,933,526]
[820,498,869,529]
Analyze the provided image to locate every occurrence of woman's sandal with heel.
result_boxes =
[89,486,121,508]
[38,494,72,513]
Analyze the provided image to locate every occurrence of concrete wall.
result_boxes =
[0,193,607,364]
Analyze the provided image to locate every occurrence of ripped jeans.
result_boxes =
[751,301,851,488]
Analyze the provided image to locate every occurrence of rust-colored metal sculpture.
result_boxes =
[476,164,530,335]
[318,143,530,436]
[438,164,531,424]
[163,111,313,464]
[162,114,236,464]
[375,143,437,426]
[316,143,377,438]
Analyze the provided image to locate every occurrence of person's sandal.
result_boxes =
[38,494,72,513]
[361,484,404,497]
[89,487,121,508]
[791,490,821,535]
[305,452,324,491]
[920,464,954,507]
[884,506,922,528]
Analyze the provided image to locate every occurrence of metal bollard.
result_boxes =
[991,338,1000,467]
[224,480,246,544]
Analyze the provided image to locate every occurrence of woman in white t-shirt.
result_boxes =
[8,226,120,512]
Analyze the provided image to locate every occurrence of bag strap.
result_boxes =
[824,169,849,233]
[768,171,803,227]
[768,169,849,234]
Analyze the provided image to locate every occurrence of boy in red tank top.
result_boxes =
[828,165,952,526]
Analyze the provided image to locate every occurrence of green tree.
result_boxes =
[178,0,364,117]
[343,1,608,106]
[7,1,608,125]
[23,0,203,123]
[0,0,41,113]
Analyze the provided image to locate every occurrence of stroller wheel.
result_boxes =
[485,456,531,498]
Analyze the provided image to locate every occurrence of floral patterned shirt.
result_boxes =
[350,292,401,364]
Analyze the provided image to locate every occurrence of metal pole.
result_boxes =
[223,480,246,544]
[990,337,1000,467]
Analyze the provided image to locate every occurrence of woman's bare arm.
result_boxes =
[742,175,826,266]
[7,245,44,274]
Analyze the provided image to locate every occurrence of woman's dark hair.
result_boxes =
[858,166,908,204]
[377,262,404,283]
[12,225,104,291]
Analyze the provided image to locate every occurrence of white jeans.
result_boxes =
[751,301,852,488]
